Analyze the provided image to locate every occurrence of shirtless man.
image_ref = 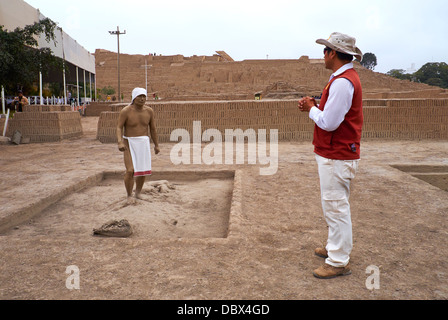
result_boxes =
[116,88,160,204]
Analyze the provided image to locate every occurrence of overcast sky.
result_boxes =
[25,0,448,73]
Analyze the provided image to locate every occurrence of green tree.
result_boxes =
[0,18,63,93]
[49,82,63,96]
[386,69,413,81]
[414,62,448,89]
[96,86,116,101]
[361,52,377,70]
[101,86,116,96]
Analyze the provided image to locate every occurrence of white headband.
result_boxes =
[131,87,147,103]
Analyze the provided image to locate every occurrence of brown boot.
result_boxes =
[313,263,351,279]
[314,247,328,258]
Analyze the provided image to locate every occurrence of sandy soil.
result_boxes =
[0,116,447,300]
[5,172,234,239]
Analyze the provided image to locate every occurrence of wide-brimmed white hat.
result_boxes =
[316,32,363,61]
[131,87,147,103]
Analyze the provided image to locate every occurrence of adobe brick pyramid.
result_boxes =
[95,49,446,101]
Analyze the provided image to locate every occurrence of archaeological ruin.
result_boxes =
[2,49,448,144]
[94,49,447,101]
[2,49,448,301]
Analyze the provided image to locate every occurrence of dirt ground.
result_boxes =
[4,171,234,240]
[0,116,447,300]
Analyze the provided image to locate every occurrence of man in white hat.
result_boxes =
[298,32,363,279]
[116,87,160,204]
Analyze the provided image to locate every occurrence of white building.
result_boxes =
[0,0,96,105]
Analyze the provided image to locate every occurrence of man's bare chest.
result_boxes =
[125,110,151,128]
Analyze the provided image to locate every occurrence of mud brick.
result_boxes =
[95,100,448,144]
[5,111,82,142]
[85,102,113,116]
[97,48,448,102]
[22,105,37,112]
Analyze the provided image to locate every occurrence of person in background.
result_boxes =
[13,90,29,112]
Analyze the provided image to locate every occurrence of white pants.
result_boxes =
[315,154,359,267]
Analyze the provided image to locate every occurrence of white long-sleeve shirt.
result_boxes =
[309,63,355,132]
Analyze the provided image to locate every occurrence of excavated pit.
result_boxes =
[392,165,448,192]
[3,170,238,239]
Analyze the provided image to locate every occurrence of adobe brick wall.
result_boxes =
[22,105,73,112]
[94,49,447,102]
[6,110,83,143]
[84,102,115,116]
[97,99,448,143]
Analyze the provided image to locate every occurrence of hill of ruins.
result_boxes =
[94,49,447,101]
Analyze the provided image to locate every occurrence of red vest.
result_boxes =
[313,68,363,160]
